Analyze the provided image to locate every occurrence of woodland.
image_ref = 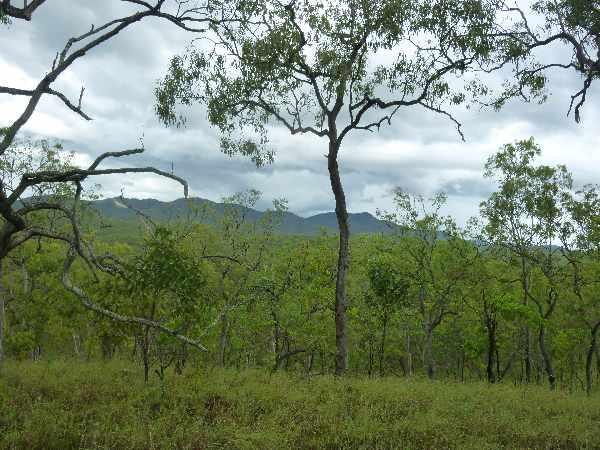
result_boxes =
[1,0,600,449]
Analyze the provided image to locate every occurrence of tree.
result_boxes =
[481,138,573,390]
[0,0,226,364]
[117,225,210,382]
[367,252,409,376]
[156,0,509,374]
[196,190,284,367]
[465,252,524,383]
[559,184,600,394]
[379,189,476,379]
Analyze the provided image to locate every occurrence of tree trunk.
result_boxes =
[328,142,349,376]
[72,333,81,358]
[142,326,150,383]
[367,338,374,377]
[217,312,229,368]
[483,291,498,384]
[379,310,389,377]
[538,324,556,390]
[101,335,114,359]
[522,259,532,383]
[586,321,600,395]
[0,258,5,366]
[405,325,412,376]
[425,326,435,379]
[486,319,497,383]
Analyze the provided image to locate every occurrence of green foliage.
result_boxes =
[125,226,208,317]
[156,0,509,160]
[367,253,409,310]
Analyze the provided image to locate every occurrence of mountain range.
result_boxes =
[89,197,391,235]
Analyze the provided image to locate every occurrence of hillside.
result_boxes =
[88,197,391,236]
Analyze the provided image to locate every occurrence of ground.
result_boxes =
[1,360,599,449]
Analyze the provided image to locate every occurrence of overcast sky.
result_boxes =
[1,0,598,223]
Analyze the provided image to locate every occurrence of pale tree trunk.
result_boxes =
[586,321,600,395]
[328,140,349,376]
[72,333,81,358]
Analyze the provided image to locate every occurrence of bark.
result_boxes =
[522,259,532,383]
[379,310,389,377]
[486,319,498,383]
[538,324,556,390]
[142,326,150,383]
[425,326,435,379]
[100,334,114,359]
[405,326,412,376]
[328,140,349,376]
[217,312,229,367]
[483,291,498,383]
[0,258,4,366]
[586,321,600,395]
[306,351,314,374]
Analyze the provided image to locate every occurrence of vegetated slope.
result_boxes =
[89,197,391,236]
[1,361,598,450]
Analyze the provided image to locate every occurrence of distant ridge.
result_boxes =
[89,197,390,235]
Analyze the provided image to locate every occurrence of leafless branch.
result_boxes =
[0,0,47,21]
[62,248,207,351]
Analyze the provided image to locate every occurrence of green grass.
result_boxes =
[1,360,599,449]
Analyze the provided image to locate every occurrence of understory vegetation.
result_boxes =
[2,139,600,402]
[1,360,599,450]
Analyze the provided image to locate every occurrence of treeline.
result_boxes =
[1,138,600,394]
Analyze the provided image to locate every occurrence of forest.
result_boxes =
[1,0,600,449]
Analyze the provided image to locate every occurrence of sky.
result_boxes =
[1,0,598,224]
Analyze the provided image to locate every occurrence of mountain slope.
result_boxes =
[89,197,390,235]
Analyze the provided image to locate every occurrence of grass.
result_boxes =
[1,360,599,449]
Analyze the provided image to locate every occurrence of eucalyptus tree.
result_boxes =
[367,252,409,376]
[559,184,600,394]
[117,225,210,382]
[156,0,509,374]
[195,190,285,367]
[465,252,524,383]
[379,189,476,379]
[481,138,572,390]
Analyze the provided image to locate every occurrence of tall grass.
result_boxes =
[1,360,599,449]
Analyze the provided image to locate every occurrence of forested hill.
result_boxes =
[89,197,390,235]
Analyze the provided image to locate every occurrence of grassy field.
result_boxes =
[1,361,599,450]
